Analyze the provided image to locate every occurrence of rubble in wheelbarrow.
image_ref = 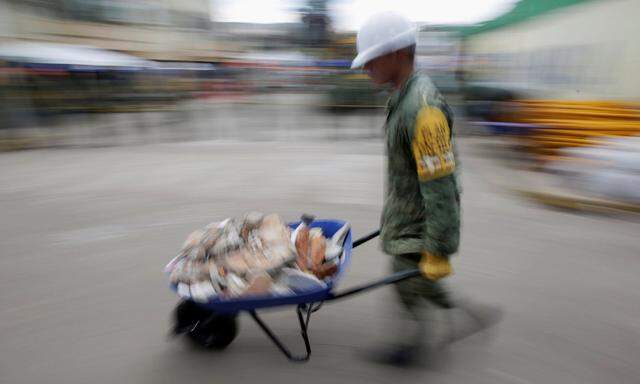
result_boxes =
[165,212,350,302]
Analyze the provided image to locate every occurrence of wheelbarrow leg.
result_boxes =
[249,304,314,362]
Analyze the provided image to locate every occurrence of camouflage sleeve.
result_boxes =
[411,106,460,257]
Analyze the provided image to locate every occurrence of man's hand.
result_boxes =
[419,252,452,280]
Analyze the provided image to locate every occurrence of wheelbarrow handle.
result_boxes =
[329,228,420,300]
[327,268,421,301]
[352,229,380,248]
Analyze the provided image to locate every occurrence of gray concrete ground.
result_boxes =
[1,137,639,384]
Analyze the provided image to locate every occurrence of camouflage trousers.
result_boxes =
[391,255,453,345]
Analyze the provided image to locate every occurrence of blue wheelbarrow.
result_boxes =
[169,219,421,362]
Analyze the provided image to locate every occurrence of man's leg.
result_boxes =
[402,256,502,347]
[368,255,449,366]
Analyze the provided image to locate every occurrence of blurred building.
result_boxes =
[0,0,224,61]
[456,0,640,207]
[460,0,640,101]
[415,27,462,95]
[213,22,304,53]
[300,0,331,46]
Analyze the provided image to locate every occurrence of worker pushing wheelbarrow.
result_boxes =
[166,11,501,366]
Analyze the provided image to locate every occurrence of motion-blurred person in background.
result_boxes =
[351,12,500,366]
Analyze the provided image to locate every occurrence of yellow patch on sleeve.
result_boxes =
[412,106,455,181]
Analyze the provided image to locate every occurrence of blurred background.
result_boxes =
[2,0,640,208]
[1,1,639,383]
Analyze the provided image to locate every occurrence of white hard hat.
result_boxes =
[351,12,417,69]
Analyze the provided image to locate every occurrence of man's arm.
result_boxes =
[417,176,460,257]
[410,105,460,278]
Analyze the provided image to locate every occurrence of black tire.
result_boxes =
[173,300,239,350]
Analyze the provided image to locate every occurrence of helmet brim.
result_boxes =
[350,53,368,69]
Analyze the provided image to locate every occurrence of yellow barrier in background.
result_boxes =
[510,100,640,161]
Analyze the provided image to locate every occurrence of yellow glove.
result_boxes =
[419,252,452,281]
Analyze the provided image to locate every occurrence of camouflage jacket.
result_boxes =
[380,72,461,259]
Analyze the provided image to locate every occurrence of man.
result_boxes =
[352,12,493,366]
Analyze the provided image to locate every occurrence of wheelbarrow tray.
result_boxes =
[169,219,352,314]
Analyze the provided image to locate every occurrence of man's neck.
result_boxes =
[392,64,415,90]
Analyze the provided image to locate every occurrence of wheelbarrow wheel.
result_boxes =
[173,300,238,350]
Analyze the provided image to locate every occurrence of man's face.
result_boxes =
[363,52,398,85]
